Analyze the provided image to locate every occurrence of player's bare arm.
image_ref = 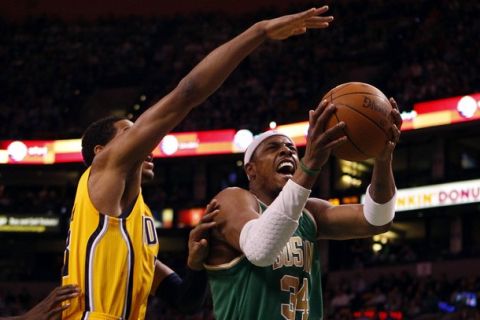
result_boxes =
[88,6,335,216]
[306,199,388,240]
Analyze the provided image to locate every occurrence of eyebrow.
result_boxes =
[264,141,297,150]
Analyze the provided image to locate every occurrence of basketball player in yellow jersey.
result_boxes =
[61,6,335,320]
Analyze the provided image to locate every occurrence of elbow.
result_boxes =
[240,223,278,267]
[175,77,202,107]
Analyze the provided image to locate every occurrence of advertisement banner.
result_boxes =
[362,179,480,212]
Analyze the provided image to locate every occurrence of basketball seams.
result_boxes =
[338,103,389,136]
[333,111,371,159]
[331,92,389,103]
[328,89,334,102]
[322,82,390,161]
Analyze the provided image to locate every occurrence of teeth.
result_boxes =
[278,162,294,170]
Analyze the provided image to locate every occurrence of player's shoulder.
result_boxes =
[214,187,257,206]
[216,186,251,197]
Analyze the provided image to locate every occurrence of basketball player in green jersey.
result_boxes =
[205,98,403,319]
[61,7,335,320]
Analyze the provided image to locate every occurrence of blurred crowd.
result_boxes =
[331,239,459,271]
[0,0,479,139]
[325,272,480,320]
[0,184,74,216]
[1,1,479,319]
[1,269,479,319]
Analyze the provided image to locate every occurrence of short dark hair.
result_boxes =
[81,115,126,166]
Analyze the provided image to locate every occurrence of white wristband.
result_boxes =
[363,184,396,226]
[239,179,311,267]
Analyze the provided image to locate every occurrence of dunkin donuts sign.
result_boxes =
[362,179,480,212]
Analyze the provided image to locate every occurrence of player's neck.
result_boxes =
[249,186,277,206]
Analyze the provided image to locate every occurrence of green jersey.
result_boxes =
[206,201,323,320]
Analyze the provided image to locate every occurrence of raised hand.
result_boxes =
[263,6,333,40]
[302,100,348,170]
[376,97,403,162]
[187,199,220,270]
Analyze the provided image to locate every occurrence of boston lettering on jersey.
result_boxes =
[272,236,314,273]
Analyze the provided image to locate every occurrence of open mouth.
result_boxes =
[276,160,295,176]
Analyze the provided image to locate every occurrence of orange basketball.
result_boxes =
[322,82,393,161]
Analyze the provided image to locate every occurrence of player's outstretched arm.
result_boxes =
[0,285,80,320]
[102,6,334,172]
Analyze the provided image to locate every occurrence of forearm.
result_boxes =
[363,159,397,227]
[369,159,396,203]
[156,269,208,314]
[176,21,267,107]
[240,180,311,266]
[292,157,322,190]
[112,22,269,166]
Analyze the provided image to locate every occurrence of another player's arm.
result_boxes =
[97,7,334,174]
[309,98,403,240]
[150,201,219,314]
[89,7,334,216]
[0,285,80,320]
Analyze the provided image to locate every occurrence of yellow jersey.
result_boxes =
[62,167,159,320]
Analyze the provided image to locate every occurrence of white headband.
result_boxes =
[243,131,291,165]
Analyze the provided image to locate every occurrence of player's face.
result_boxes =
[112,120,155,182]
[251,136,298,193]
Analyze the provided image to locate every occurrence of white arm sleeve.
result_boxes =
[239,179,311,267]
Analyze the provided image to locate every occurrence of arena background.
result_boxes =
[0,0,479,319]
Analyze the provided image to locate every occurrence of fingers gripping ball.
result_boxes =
[322,82,393,161]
